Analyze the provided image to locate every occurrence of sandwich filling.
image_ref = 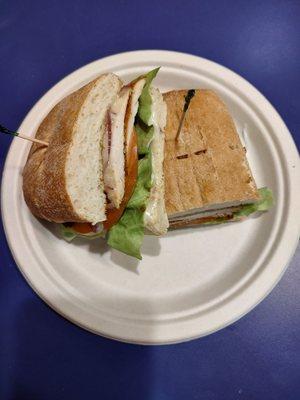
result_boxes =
[107,68,169,259]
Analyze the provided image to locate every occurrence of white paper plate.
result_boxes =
[2,50,300,344]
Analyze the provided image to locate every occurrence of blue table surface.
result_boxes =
[1,1,299,399]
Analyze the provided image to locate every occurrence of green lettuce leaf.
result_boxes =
[107,155,152,258]
[60,224,104,242]
[135,123,154,155]
[127,153,152,209]
[137,67,159,125]
[107,209,144,259]
[233,187,274,218]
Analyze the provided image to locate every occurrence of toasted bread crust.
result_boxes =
[23,75,115,223]
[163,90,259,217]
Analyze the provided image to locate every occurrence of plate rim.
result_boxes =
[1,50,300,344]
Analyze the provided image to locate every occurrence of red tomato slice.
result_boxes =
[71,222,94,234]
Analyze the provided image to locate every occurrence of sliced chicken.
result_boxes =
[103,87,131,208]
[104,78,146,229]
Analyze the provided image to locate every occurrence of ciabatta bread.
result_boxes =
[163,89,259,225]
[23,73,122,224]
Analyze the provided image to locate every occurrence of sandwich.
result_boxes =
[23,69,169,259]
[22,69,273,260]
[163,89,273,228]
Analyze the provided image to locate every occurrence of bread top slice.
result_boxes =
[23,73,122,224]
[163,90,259,219]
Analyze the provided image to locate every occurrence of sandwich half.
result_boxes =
[163,89,273,228]
[23,69,169,259]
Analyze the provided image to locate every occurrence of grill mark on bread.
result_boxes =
[194,149,207,155]
[175,149,207,159]
[176,154,188,159]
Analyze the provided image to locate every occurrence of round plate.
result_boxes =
[2,50,300,344]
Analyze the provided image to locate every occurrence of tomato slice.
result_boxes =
[71,222,94,234]
[103,127,138,230]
